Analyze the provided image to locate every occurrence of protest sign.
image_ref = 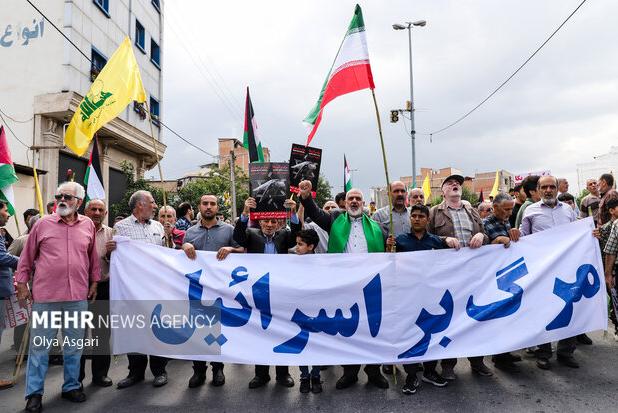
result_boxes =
[289,144,322,198]
[249,162,289,220]
[1,295,30,329]
[514,170,552,184]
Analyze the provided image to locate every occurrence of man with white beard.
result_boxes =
[15,182,100,412]
[520,175,579,370]
[298,180,389,390]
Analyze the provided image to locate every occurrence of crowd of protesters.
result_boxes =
[0,171,616,412]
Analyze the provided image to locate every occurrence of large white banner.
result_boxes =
[110,218,606,365]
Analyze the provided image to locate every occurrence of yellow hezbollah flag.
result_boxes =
[422,173,431,202]
[65,37,146,156]
[489,170,501,198]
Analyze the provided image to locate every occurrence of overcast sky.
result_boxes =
[147,0,618,197]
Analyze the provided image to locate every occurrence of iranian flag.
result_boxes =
[84,136,105,201]
[344,154,352,192]
[304,4,375,145]
[243,87,264,163]
[0,125,18,215]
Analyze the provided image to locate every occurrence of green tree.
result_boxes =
[315,176,333,207]
[176,164,249,219]
[576,189,590,209]
[429,186,479,207]
[462,186,480,205]
[110,162,165,219]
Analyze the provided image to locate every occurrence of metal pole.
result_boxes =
[408,24,417,188]
[229,150,237,221]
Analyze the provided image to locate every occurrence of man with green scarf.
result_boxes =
[298,180,388,390]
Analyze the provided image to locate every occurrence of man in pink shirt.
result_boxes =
[15,182,100,413]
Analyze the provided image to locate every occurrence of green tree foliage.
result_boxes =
[110,162,165,219]
[315,175,333,207]
[176,164,249,219]
[576,189,590,209]
[429,186,479,207]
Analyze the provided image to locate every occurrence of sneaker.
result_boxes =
[422,370,448,387]
[401,376,420,395]
[299,378,310,393]
[471,362,493,377]
[441,366,457,381]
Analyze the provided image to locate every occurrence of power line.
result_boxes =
[24,0,221,161]
[426,0,588,137]
[166,2,244,111]
[25,0,91,62]
[0,110,31,149]
[141,0,244,120]
[0,108,33,123]
[160,123,218,158]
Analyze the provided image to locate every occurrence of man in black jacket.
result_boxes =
[233,196,300,389]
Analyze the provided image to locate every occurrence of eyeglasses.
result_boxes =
[54,193,80,201]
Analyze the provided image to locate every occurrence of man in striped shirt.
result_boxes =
[112,191,169,389]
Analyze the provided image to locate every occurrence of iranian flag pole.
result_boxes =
[304,4,394,239]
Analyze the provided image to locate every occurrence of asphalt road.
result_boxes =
[1,329,616,412]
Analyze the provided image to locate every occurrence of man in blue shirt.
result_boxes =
[387,204,458,395]
[182,195,244,388]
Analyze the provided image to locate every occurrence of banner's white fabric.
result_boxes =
[110,218,606,365]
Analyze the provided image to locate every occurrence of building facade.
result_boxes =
[1,0,165,229]
[217,137,270,175]
[576,147,618,191]
[398,166,514,203]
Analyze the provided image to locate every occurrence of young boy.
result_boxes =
[295,229,323,394]
[386,204,459,395]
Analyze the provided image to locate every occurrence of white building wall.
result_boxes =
[0,0,65,166]
[0,0,164,234]
[576,147,618,190]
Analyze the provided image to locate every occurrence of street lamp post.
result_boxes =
[393,20,426,188]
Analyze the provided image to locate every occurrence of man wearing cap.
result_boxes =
[428,174,491,380]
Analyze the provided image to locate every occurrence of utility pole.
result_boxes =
[229,150,237,221]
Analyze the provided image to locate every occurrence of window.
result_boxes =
[133,101,147,120]
[150,39,160,69]
[149,96,160,126]
[93,0,110,17]
[151,0,161,13]
[90,47,107,81]
[135,20,145,52]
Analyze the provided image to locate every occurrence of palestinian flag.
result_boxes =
[304,4,375,145]
[0,126,18,215]
[243,87,264,163]
[344,154,352,192]
[84,136,105,201]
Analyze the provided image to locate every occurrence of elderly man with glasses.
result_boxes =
[15,182,100,412]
